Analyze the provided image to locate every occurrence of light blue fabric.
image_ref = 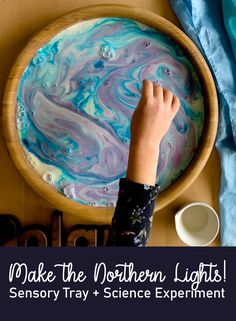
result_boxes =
[222,0,236,61]
[170,0,236,246]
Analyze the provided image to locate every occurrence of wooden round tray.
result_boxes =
[2,4,218,222]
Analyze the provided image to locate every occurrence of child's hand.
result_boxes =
[126,80,180,186]
[130,79,180,147]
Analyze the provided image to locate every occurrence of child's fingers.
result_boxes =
[163,88,173,106]
[142,79,153,99]
[153,84,163,100]
[171,95,180,114]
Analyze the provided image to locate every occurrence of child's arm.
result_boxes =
[127,79,180,186]
[106,80,180,246]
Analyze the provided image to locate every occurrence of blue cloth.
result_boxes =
[170,0,236,246]
[222,0,236,61]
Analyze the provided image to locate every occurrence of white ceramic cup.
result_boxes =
[175,202,220,246]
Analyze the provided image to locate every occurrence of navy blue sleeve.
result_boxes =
[106,178,160,246]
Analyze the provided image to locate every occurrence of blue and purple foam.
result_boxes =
[16,18,204,207]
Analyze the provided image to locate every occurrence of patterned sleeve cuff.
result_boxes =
[106,178,160,246]
[119,178,160,199]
